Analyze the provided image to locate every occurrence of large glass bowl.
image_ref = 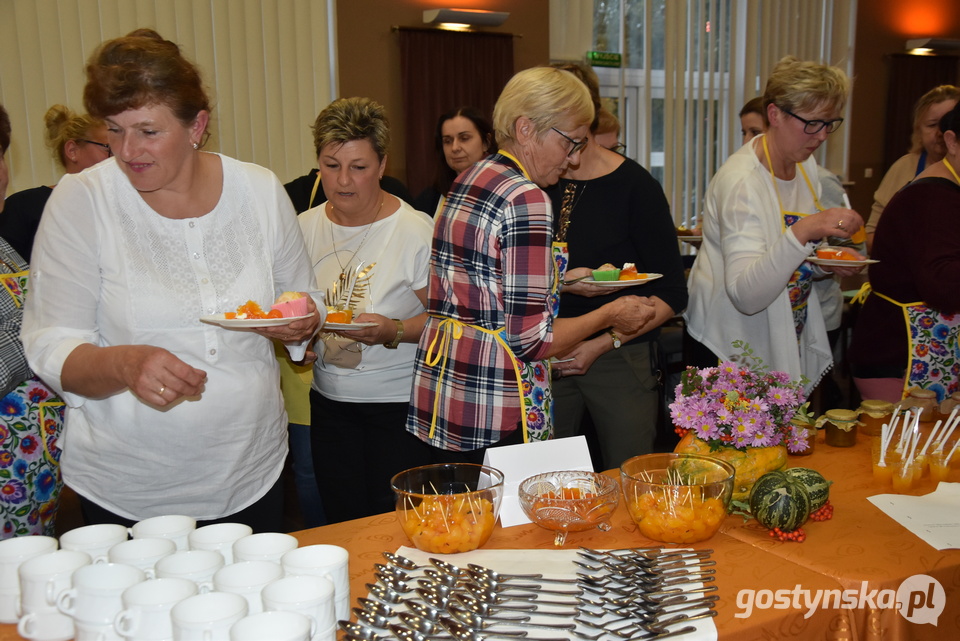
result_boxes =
[620,453,734,544]
[390,463,504,554]
[518,471,620,546]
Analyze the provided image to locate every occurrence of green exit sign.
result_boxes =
[587,51,622,68]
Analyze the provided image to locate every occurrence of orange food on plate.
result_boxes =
[234,300,269,319]
[325,309,353,324]
[816,247,859,261]
[266,309,284,319]
[224,312,237,319]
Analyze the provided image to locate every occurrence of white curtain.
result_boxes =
[0,0,337,194]
[548,0,857,226]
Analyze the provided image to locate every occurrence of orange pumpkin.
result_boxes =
[674,432,787,505]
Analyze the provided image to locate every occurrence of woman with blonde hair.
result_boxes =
[406,66,656,462]
[0,105,109,260]
[865,84,960,251]
[685,56,866,393]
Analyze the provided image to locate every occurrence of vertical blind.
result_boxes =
[551,0,856,226]
[0,0,336,194]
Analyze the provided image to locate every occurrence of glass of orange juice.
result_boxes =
[930,450,954,483]
[871,437,899,484]
[892,459,920,493]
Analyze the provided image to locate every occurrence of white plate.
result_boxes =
[200,313,312,328]
[583,273,663,287]
[808,257,878,267]
[679,235,702,243]
[323,321,378,331]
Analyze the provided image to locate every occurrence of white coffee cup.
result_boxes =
[131,516,196,551]
[280,545,349,620]
[18,553,86,641]
[17,548,92,615]
[187,523,252,565]
[261,575,335,641]
[212,560,282,615]
[108,537,177,579]
[154,550,223,593]
[229,611,313,641]
[17,608,75,641]
[171,592,248,641]
[114,577,198,641]
[231,532,298,564]
[57,562,146,625]
[0,535,58,623]
[60,524,129,563]
[74,620,122,641]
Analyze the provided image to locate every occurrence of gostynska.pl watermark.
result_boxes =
[735,574,945,625]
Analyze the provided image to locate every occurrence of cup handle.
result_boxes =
[56,589,76,616]
[197,580,213,594]
[115,608,138,635]
[16,612,36,639]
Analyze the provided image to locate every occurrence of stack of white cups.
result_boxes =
[4,515,347,641]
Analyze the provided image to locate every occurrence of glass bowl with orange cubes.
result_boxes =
[391,463,504,555]
[518,471,620,546]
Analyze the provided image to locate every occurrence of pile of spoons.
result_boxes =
[339,548,717,641]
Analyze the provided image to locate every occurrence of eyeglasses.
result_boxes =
[777,107,843,135]
[551,127,588,157]
[79,140,112,156]
[608,142,627,155]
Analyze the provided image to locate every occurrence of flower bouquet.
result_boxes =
[670,341,810,505]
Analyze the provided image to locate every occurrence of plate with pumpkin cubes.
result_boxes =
[807,247,877,267]
[581,262,663,287]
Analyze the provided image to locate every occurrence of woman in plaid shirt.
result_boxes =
[407,67,656,462]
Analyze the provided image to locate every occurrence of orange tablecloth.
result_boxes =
[0,430,956,640]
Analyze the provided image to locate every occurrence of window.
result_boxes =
[590,0,855,227]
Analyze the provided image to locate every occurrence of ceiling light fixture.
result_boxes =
[906,37,960,55]
[423,8,510,28]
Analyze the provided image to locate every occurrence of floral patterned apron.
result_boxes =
[764,136,821,340]
[853,284,960,403]
[0,269,64,538]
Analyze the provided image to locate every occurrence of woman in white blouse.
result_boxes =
[21,29,321,530]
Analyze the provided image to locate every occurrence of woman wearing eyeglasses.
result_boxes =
[0,105,110,261]
[685,56,865,394]
[406,66,656,462]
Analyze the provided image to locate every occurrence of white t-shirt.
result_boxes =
[298,199,432,402]
[21,155,318,520]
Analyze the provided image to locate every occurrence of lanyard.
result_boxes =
[762,136,824,221]
[498,150,532,182]
[944,158,960,185]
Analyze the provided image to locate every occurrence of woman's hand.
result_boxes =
[606,295,657,335]
[791,207,864,245]
[251,293,321,343]
[118,345,208,406]
[336,312,392,345]
[562,266,622,298]
[552,339,606,379]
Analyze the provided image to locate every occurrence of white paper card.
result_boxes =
[483,436,593,527]
[867,482,960,550]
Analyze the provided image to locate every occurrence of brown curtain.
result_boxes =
[399,28,515,199]
[883,53,960,172]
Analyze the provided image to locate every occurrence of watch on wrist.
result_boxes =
[609,330,622,349]
[384,319,404,349]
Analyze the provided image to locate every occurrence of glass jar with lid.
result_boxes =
[904,388,937,423]
[938,391,960,421]
[857,400,896,437]
[817,409,860,447]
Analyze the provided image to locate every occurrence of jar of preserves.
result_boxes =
[818,409,860,447]
[938,391,960,421]
[904,388,937,423]
[857,399,895,437]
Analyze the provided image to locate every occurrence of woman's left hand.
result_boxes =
[335,312,392,345]
[552,339,606,379]
[562,266,619,297]
[252,293,321,342]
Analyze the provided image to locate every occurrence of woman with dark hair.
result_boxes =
[413,106,496,217]
[21,29,321,531]
[849,102,960,402]
[0,104,66,538]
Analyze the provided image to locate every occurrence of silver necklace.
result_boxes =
[329,195,384,280]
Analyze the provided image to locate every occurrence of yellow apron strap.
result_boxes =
[308,172,322,210]
[424,316,530,443]
[0,270,29,308]
[850,282,872,306]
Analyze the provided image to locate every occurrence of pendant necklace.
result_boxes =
[330,194,385,279]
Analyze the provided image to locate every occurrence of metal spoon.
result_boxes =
[439,616,571,641]
[469,576,582,598]
[389,624,435,641]
[382,552,422,570]
[451,607,605,641]
[455,591,575,619]
[398,611,457,638]
[429,557,470,578]
[339,621,384,641]
[353,607,391,630]
[468,564,580,585]
[365,582,404,605]
[357,597,394,619]
[464,583,578,608]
